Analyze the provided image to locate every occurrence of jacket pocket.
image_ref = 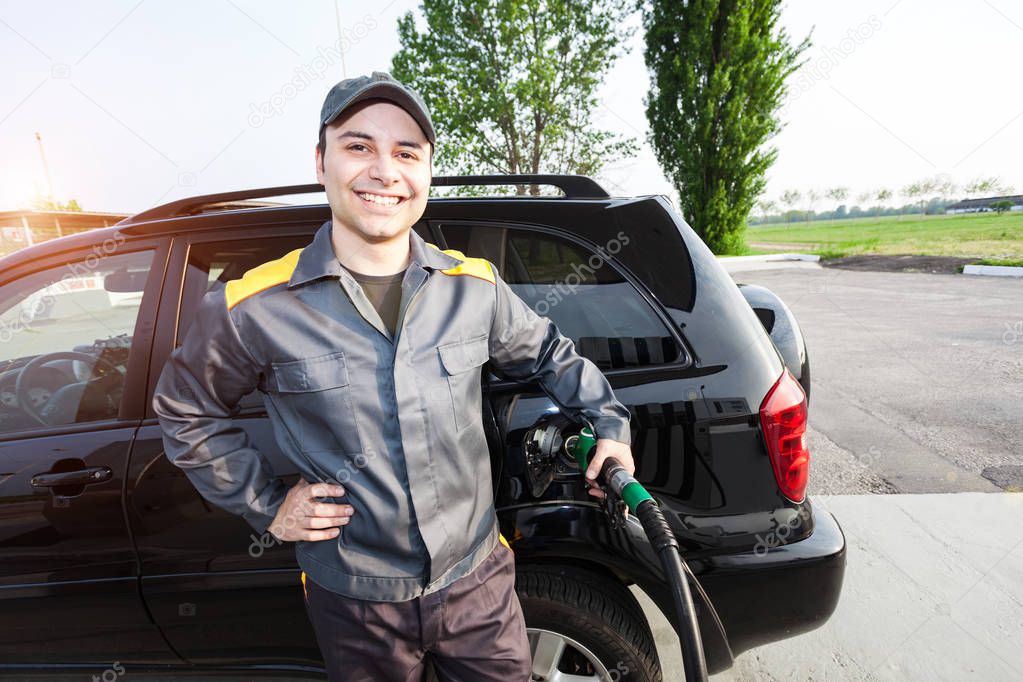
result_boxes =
[273,351,349,392]
[271,351,359,456]
[437,334,489,432]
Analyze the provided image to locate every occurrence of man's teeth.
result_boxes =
[358,192,401,206]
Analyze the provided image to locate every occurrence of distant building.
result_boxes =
[0,209,130,256]
[945,195,1023,214]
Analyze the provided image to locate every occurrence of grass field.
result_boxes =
[744,212,1023,261]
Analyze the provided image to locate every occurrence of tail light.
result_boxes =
[759,369,809,502]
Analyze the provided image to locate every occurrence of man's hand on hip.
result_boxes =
[268,479,354,542]
[584,438,635,502]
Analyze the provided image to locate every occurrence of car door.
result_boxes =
[0,237,178,665]
[129,220,450,665]
[131,221,441,665]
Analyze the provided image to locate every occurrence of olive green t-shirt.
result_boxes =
[340,263,407,337]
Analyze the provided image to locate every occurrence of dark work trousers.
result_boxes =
[302,541,531,682]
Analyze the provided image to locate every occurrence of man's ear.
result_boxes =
[315,145,325,183]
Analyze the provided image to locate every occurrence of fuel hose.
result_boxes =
[572,426,710,682]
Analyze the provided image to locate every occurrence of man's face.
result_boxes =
[315,99,432,244]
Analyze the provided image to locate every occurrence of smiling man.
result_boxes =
[153,71,634,682]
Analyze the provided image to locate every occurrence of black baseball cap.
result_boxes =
[319,71,436,147]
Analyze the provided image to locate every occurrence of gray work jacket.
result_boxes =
[152,219,632,602]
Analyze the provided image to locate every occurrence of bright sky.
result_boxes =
[1,0,1020,214]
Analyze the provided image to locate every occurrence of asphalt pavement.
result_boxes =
[660,262,1023,681]
[728,263,1023,495]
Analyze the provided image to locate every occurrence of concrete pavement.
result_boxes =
[639,492,1023,681]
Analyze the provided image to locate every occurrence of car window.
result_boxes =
[0,249,154,434]
[176,236,314,410]
[177,236,314,346]
[439,223,682,369]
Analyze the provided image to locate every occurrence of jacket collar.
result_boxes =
[288,219,462,289]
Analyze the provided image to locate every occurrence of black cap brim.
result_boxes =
[320,83,436,146]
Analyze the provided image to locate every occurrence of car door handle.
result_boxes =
[30,466,113,488]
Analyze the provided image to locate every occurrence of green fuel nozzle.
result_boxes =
[571,426,652,514]
[570,425,597,472]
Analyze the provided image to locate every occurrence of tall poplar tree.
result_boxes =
[642,1,809,253]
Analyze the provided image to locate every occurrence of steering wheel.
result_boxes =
[15,351,124,426]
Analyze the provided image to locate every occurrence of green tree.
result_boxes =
[965,176,1013,198]
[391,0,635,195]
[641,0,809,254]
[780,188,801,223]
[756,198,777,222]
[805,188,820,221]
[990,200,1014,214]
[826,186,849,208]
[31,196,82,211]
[902,176,939,215]
[935,176,957,203]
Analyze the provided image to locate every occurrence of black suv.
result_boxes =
[0,176,844,680]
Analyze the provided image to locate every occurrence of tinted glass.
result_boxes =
[0,249,154,433]
[440,223,681,369]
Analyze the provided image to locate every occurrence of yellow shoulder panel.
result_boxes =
[425,242,496,285]
[224,247,304,310]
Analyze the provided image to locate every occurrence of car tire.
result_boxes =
[517,564,663,681]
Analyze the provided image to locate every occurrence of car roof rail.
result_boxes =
[117,174,609,225]
[117,184,324,225]
[431,174,609,198]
